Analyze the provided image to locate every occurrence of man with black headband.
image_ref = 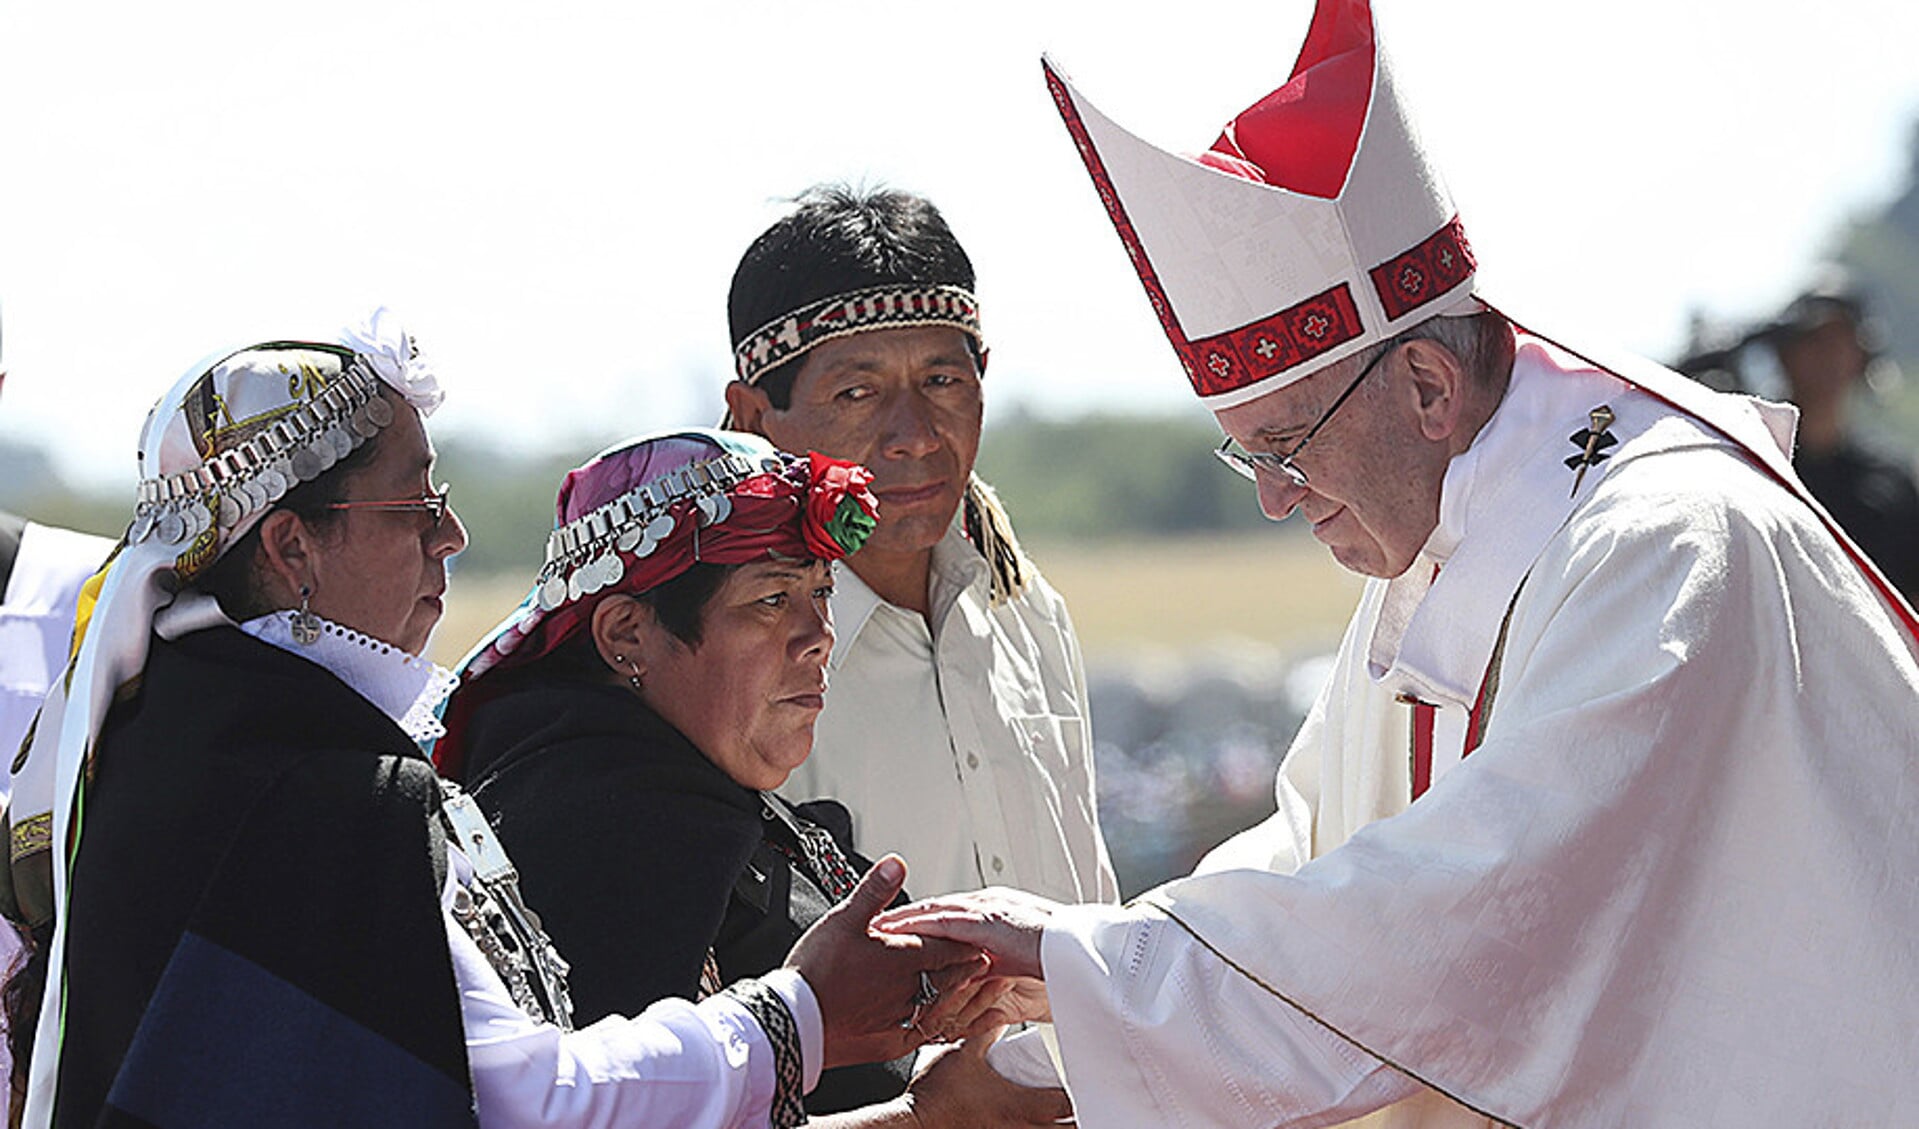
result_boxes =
[723,185,1116,908]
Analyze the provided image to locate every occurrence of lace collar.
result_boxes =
[240,609,459,744]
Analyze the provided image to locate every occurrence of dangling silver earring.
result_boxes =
[291,584,322,646]
[626,662,644,692]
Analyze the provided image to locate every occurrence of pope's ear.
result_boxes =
[725,381,774,436]
[1400,338,1469,442]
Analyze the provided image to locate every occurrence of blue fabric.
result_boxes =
[104,932,474,1129]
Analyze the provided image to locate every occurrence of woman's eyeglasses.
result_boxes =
[326,483,452,528]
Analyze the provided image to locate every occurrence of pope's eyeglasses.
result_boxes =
[1213,340,1404,490]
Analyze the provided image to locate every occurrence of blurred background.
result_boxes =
[5,0,1917,895]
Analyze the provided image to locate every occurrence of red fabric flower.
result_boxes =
[802,451,880,561]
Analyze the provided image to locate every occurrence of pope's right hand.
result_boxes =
[871,887,1060,982]
[785,855,990,1069]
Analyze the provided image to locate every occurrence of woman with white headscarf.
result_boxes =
[3,313,979,1129]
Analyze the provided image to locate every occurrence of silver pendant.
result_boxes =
[290,606,322,645]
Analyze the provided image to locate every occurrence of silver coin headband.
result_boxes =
[127,356,390,553]
[533,450,778,612]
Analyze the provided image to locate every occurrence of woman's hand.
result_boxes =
[902,1028,1075,1128]
[784,855,990,1069]
[871,887,1060,981]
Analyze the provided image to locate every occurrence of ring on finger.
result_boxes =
[899,971,941,1030]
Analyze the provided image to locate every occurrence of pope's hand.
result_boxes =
[871,887,1060,982]
[784,855,990,1069]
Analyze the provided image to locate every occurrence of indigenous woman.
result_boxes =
[4,317,967,1129]
[435,430,1072,1128]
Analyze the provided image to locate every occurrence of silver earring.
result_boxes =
[626,662,643,692]
[290,584,322,645]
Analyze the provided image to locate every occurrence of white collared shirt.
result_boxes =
[782,523,1117,903]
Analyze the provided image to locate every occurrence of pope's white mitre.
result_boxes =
[1045,0,1479,407]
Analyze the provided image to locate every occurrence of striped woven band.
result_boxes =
[732,283,982,385]
[721,978,807,1128]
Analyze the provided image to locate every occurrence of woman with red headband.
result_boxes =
[435,430,1071,1128]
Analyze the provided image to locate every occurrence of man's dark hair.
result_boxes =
[727,184,977,408]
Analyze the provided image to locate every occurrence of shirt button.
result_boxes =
[991,856,1004,874]
[966,752,980,769]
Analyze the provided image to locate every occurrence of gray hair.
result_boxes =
[1358,310,1512,388]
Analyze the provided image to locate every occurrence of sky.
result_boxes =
[3,0,1917,492]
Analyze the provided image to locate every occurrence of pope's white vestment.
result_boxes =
[1041,338,1919,1128]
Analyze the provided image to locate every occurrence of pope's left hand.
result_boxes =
[872,888,1060,982]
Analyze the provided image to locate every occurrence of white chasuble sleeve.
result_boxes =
[1042,903,1423,1127]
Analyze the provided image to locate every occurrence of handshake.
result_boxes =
[783,854,1059,1069]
